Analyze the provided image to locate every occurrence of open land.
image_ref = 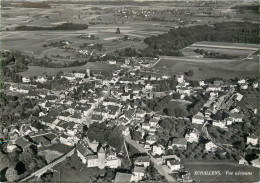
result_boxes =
[1,1,259,79]
[155,41,259,80]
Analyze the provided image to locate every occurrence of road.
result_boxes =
[152,58,161,67]
[159,115,190,121]
[202,121,244,160]
[159,55,235,63]
[125,136,176,182]
[190,43,259,51]
[20,147,75,182]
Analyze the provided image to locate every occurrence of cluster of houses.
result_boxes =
[238,78,258,90]
[4,57,260,182]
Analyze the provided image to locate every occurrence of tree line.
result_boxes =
[142,22,259,56]
[15,23,88,31]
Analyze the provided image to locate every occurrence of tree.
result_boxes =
[131,130,142,141]
[5,167,19,182]
[186,70,194,77]
[116,27,120,34]
[41,170,53,182]
[159,119,172,130]
[172,93,180,99]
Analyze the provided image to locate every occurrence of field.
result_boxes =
[155,41,259,80]
[19,62,118,76]
[1,2,259,80]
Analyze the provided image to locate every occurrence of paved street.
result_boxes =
[125,136,176,182]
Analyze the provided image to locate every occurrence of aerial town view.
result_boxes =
[0,0,259,182]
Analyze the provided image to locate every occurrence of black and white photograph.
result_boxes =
[0,0,259,182]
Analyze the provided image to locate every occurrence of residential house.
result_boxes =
[149,118,159,127]
[9,85,30,94]
[22,77,31,83]
[152,144,165,156]
[250,157,260,168]
[146,135,158,145]
[205,109,212,119]
[162,75,170,80]
[238,157,248,165]
[109,60,117,64]
[132,166,146,182]
[142,123,150,130]
[176,75,184,83]
[135,109,146,119]
[162,155,181,164]
[213,120,227,129]
[91,114,104,123]
[206,84,221,92]
[247,135,258,146]
[176,87,191,96]
[205,141,218,152]
[171,138,187,150]
[199,80,206,86]
[134,156,150,167]
[240,84,248,90]
[7,144,18,153]
[74,72,85,79]
[36,76,47,83]
[167,159,181,171]
[185,129,199,143]
[61,73,76,81]
[192,114,204,124]
[253,82,258,88]
[238,79,246,85]
[60,134,79,146]
[228,113,243,122]
[121,93,131,101]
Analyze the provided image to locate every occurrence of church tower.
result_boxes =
[98,147,106,169]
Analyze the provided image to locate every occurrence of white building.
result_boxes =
[253,82,258,88]
[134,156,150,167]
[152,145,165,156]
[247,136,258,146]
[132,166,145,182]
[205,141,218,152]
[74,73,86,79]
[240,84,248,90]
[22,77,31,83]
[212,120,227,129]
[192,114,204,124]
[167,159,181,171]
[185,130,199,143]
[238,79,246,85]
[251,158,260,168]
[36,76,47,83]
[176,75,184,83]
[109,60,117,64]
